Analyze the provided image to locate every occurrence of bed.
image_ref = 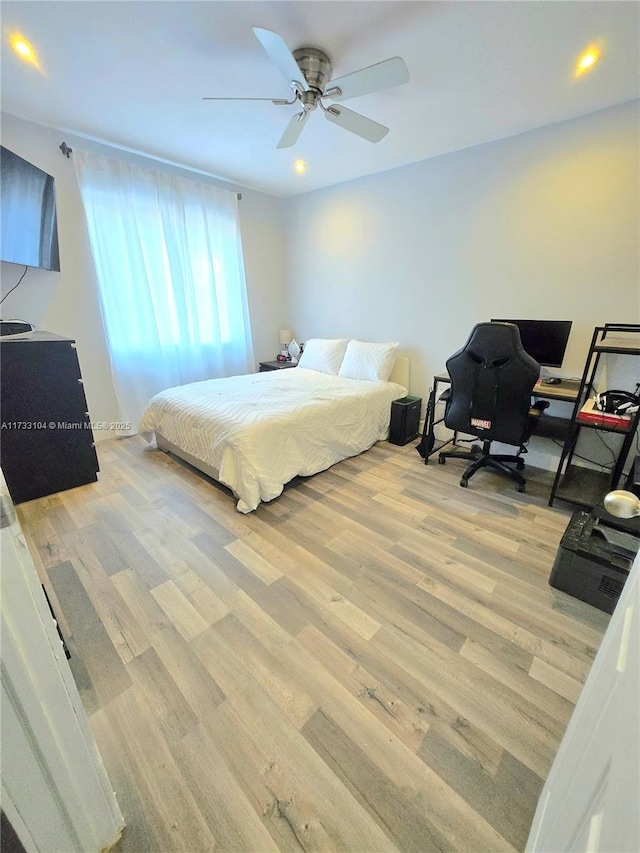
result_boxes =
[138,339,409,513]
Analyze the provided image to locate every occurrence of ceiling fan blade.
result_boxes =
[276,111,310,149]
[328,57,409,102]
[203,97,292,104]
[253,27,303,87]
[324,105,388,143]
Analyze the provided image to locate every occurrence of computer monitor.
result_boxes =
[490,319,573,368]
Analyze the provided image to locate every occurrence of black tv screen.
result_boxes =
[491,319,573,367]
[0,147,60,271]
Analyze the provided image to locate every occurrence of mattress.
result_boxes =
[139,367,407,512]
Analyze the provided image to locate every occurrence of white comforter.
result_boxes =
[139,368,407,512]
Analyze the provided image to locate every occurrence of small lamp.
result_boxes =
[279,329,292,359]
[604,490,640,519]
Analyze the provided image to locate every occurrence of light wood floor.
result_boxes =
[18,437,610,853]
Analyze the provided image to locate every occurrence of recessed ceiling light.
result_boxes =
[9,33,39,67]
[294,160,307,174]
[575,44,601,77]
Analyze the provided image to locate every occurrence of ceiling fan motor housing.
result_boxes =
[293,47,332,94]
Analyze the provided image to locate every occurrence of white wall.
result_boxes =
[282,101,639,470]
[3,104,638,466]
[1,113,288,440]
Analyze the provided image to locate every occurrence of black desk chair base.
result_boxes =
[439,440,527,492]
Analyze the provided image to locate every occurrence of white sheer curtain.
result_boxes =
[74,150,254,431]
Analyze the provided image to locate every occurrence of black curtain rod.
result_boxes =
[59,139,241,199]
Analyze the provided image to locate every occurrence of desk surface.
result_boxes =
[434,373,581,403]
[532,379,581,402]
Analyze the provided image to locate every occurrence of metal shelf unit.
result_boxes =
[549,324,640,509]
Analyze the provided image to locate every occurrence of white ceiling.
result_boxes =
[2,1,638,197]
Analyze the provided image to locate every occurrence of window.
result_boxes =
[74,150,254,429]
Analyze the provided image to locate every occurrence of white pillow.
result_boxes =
[297,338,349,375]
[338,340,399,382]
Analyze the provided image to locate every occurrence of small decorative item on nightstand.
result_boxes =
[288,338,301,364]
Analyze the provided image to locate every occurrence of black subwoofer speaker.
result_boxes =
[389,396,421,446]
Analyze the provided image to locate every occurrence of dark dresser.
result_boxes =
[0,331,99,503]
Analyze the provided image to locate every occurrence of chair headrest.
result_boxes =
[457,322,538,372]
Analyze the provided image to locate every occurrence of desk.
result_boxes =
[417,373,581,462]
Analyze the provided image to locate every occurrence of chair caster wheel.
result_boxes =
[438,456,446,465]
[460,479,468,488]
[517,484,525,493]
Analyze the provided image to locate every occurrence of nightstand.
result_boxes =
[259,360,297,372]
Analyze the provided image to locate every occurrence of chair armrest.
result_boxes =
[528,400,549,432]
[530,400,550,417]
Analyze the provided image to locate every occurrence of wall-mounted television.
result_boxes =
[0,146,60,271]
[491,319,573,368]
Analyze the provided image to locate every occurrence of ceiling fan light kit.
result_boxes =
[203,26,409,149]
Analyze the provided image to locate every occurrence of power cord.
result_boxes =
[0,265,28,305]
[594,429,618,467]
[551,439,615,472]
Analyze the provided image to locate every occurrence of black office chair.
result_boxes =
[438,322,548,492]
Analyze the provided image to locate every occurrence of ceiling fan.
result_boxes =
[203,27,410,149]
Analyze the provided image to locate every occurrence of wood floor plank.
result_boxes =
[90,688,217,853]
[325,528,426,586]
[18,434,610,852]
[528,656,584,703]
[206,679,403,852]
[126,647,199,743]
[459,638,573,728]
[172,723,281,852]
[349,568,468,653]
[153,482,237,544]
[225,539,284,585]
[298,621,506,777]
[150,579,210,641]
[296,623,431,752]
[413,569,595,681]
[274,630,517,852]
[301,707,476,853]
[47,559,132,709]
[225,587,297,655]
[418,725,543,851]
[18,502,71,570]
[286,565,382,641]
[63,532,150,665]
[372,623,559,778]
[167,560,230,626]
[111,569,227,717]
[193,616,318,730]
[57,484,99,528]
